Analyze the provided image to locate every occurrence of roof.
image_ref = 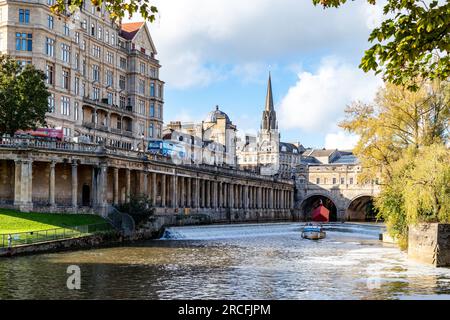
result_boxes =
[121,22,145,40]
[204,105,232,124]
[279,142,301,154]
[304,149,338,158]
[331,154,359,164]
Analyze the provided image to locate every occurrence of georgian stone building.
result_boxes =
[0,0,164,150]
[236,74,302,178]
[165,105,238,167]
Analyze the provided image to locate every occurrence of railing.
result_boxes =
[0,137,293,183]
[0,222,114,248]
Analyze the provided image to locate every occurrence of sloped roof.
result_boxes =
[305,149,338,157]
[121,22,144,40]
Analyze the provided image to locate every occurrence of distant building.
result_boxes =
[237,74,303,178]
[165,105,237,167]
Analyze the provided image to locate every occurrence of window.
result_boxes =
[119,96,126,108]
[45,37,54,56]
[74,102,79,121]
[119,75,126,90]
[98,27,102,40]
[111,33,116,46]
[47,15,54,29]
[158,84,163,98]
[81,82,86,97]
[63,127,71,137]
[92,87,100,100]
[19,9,30,24]
[81,40,86,51]
[140,62,146,74]
[81,19,87,30]
[92,65,99,82]
[74,32,79,44]
[150,83,155,97]
[16,33,32,51]
[48,94,55,113]
[47,0,55,6]
[349,178,354,185]
[138,122,145,136]
[74,77,79,95]
[92,45,100,58]
[62,68,70,90]
[105,70,113,86]
[81,59,86,76]
[63,23,70,36]
[46,64,54,85]
[61,96,70,116]
[150,103,155,117]
[106,51,113,64]
[340,177,345,185]
[105,30,109,43]
[150,67,157,78]
[119,57,126,69]
[316,178,320,184]
[91,23,95,36]
[107,92,113,105]
[149,124,154,138]
[61,43,70,63]
[138,79,145,95]
[138,100,145,115]
[74,53,79,70]
[333,178,337,185]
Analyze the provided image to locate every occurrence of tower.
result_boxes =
[258,73,280,175]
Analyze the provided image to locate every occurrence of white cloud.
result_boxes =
[278,57,382,134]
[147,0,380,89]
[325,131,359,150]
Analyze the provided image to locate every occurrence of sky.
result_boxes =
[128,0,386,149]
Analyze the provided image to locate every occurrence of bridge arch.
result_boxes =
[346,195,379,222]
[300,193,338,222]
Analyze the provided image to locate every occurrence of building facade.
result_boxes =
[165,105,238,167]
[0,0,164,150]
[237,74,302,178]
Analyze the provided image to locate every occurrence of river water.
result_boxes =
[1,222,450,300]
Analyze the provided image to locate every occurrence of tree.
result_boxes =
[341,81,450,248]
[52,0,158,23]
[313,0,450,90]
[0,55,50,136]
[340,81,450,181]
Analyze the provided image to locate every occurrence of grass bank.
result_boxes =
[0,209,108,234]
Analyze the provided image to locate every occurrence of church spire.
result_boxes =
[261,72,278,131]
[265,72,274,112]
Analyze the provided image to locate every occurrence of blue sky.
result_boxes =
[136,0,386,149]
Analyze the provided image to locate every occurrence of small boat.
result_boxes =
[301,224,326,240]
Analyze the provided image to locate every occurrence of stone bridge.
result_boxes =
[0,138,294,223]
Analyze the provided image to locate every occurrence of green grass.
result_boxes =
[0,209,114,247]
[0,209,108,234]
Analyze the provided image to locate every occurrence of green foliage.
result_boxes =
[341,81,450,248]
[116,194,155,227]
[52,0,158,23]
[0,55,50,136]
[313,0,450,91]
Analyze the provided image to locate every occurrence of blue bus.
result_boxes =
[148,139,186,159]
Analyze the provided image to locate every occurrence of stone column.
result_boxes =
[194,178,200,208]
[270,189,274,209]
[229,184,234,209]
[172,174,178,208]
[14,160,33,212]
[96,164,108,215]
[206,180,210,208]
[125,168,131,202]
[113,168,119,205]
[143,171,148,198]
[151,172,157,207]
[71,162,78,209]
[244,185,249,209]
[161,174,166,207]
[49,161,56,207]
[218,182,222,208]
[186,177,191,208]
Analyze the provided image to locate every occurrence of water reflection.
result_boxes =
[0,223,449,300]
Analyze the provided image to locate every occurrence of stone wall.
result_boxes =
[408,223,450,267]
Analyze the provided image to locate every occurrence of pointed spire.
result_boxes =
[265,72,274,112]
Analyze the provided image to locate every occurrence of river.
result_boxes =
[1,222,450,300]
